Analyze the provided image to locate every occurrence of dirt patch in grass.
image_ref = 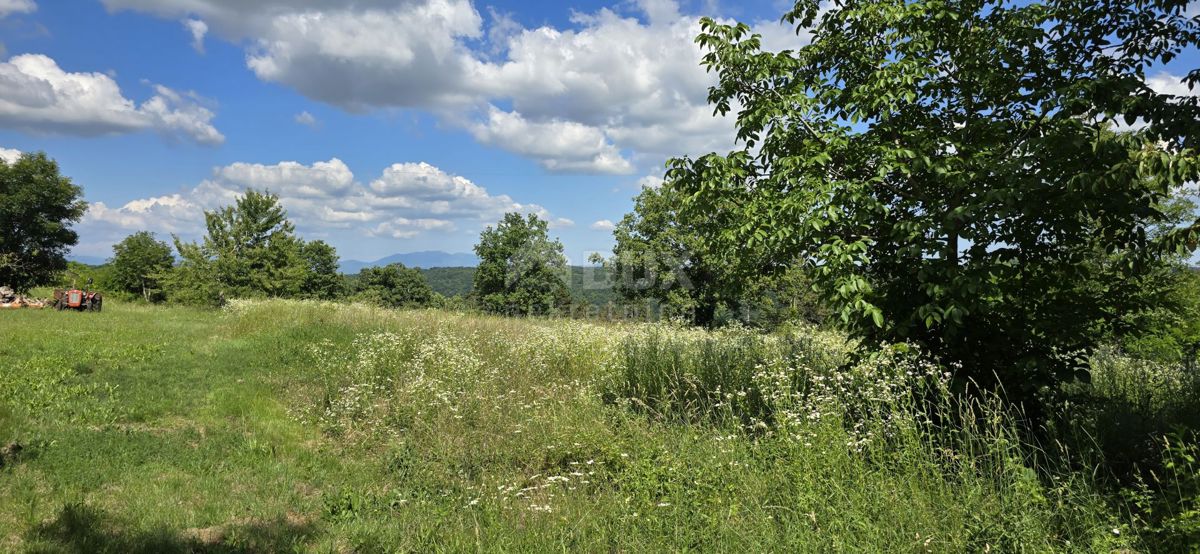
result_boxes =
[181,512,316,548]
[0,442,22,468]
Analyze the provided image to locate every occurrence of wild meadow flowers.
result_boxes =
[205,299,1168,549]
[9,297,1187,551]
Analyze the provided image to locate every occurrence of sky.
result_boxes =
[0,0,807,263]
[1,1,1197,265]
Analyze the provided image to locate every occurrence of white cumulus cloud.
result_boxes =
[637,175,665,190]
[0,54,224,145]
[242,1,485,110]
[1146,72,1197,97]
[214,158,356,199]
[591,219,616,231]
[0,0,34,18]
[0,146,20,163]
[371,218,456,239]
[86,194,204,236]
[369,161,542,220]
[101,0,814,172]
[470,107,633,174]
[80,157,563,250]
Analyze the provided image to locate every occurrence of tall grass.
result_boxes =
[606,322,1200,550]
[607,325,853,427]
[2,298,1196,551]
[1052,347,1200,550]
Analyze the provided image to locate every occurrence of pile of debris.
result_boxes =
[0,286,49,309]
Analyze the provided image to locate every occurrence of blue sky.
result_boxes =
[1,0,1196,264]
[0,0,796,263]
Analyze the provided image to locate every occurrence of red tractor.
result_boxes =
[54,278,103,312]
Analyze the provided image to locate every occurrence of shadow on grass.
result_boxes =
[25,502,317,553]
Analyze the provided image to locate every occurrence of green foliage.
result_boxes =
[1057,347,1200,483]
[201,189,305,298]
[1123,434,1200,552]
[608,325,852,427]
[0,152,87,292]
[54,261,115,293]
[109,232,174,302]
[566,265,619,307]
[408,266,619,307]
[159,243,224,307]
[351,263,435,308]
[417,267,475,297]
[0,356,123,426]
[166,190,342,305]
[608,184,746,326]
[473,212,570,316]
[299,240,344,300]
[1109,266,1200,364]
[672,0,1200,405]
[741,263,831,328]
[606,184,827,328]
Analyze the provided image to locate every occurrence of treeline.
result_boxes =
[66,194,620,312]
[69,192,564,312]
[2,151,831,327]
[419,266,618,306]
[44,189,646,316]
[76,194,829,326]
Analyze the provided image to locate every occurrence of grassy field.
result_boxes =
[0,299,1193,552]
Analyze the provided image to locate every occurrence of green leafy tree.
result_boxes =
[608,184,748,326]
[1110,266,1200,364]
[55,261,115,292]
[300,240,344,300]
[1083,197,1200,363]
[473,213,570,316]
[742,264,831,329]
[671,0,1200,404]
[161,242,223,307]
[607,183,827,328]
[169,189,307,305]
[0,152,87,292]
[109,232,174,302]
[352,263,435,308]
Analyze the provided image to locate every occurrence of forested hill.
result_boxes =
[339,251,480,274]
[421,266,618,306]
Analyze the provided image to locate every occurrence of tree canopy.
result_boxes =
[473,212,570,316]
[110,231,174,301]
[352,263,435,308]
[609,183,747,326]
[670,0,1200,403]
[167,189,341,305]
[0,152,87,292]
[300,240,344,300]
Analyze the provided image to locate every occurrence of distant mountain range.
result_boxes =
[339,251,480,274]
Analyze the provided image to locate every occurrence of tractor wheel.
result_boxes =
[94,298,102,313]
[56,300,65,311]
